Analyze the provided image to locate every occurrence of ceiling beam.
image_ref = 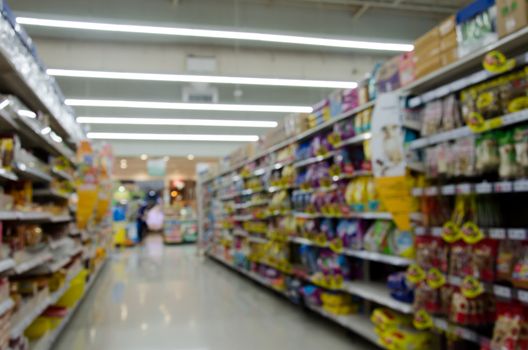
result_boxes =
[352,4,369,20]
[256,0,458,14]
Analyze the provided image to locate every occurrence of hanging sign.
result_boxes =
[371,93,413,230]
[371,92,406,177]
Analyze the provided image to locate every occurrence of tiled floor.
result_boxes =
[54,236,377,350]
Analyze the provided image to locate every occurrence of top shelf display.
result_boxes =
[200,0,528,183]
[0,3,84,145]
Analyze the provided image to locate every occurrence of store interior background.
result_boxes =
[8,0,470,243]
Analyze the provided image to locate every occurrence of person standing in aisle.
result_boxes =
[137,190,159,243]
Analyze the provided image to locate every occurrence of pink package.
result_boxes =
[398,51,415,86]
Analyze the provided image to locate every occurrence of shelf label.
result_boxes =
[448,275,462,286]
[415,227,426,236]
[475,182,492,194]
[432,227,443,237]
[425,187,438,196]
[495,181,513,193]
[442,185,456,195]
[494,285,512,299]
[457,327,479,343]
[434,318,448,331]
[457,183,472,194]
[517,290,528,303]
[508,229,527,241]
[489,228,506,239]
[514,180,528,192]
[412,188,423,196]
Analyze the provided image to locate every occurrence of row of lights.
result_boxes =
[119,154,195,169]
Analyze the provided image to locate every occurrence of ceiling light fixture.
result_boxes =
[87,132,259,142]
[48,69,357,89]
[50,132,63,143]
[76,116,278,128]
[16,17,413,52]
[187,154,195,160]
[66,99,312,113]
[17,110,37,119]
[40,127,51,135]
[140,154,148,160]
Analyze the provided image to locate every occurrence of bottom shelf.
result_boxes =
[208,253,381,347]
[29,259,108,350]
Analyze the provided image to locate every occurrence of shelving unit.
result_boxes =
[197,18,528,349]
[28,259,107,350]
[0,9,114,350]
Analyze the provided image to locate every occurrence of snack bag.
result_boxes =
[364,220,394,253]
[514,126,528,175]
[498,130,520,179]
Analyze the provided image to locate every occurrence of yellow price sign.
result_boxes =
[461,276,485,299]
[413,309,434,330]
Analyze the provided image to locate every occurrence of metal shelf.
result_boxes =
[33,189,70,201]
[306,304,379,345]
[0,258,15,274]
[15,163,52,183]
[342,281,413,314]
[48,215,73,223]
[294,152,336,168]
[408,109,528,150]
[335,132,372,148]
[288,236,412,266]
[412,179,528,197]
[415,225,528,241]
[50,168,73,182]
[0,15,82,146]
[14,251,53,274]
[293,211,392,220]
[10,294,50,339]
[0,168,18,182]
[0,298,14,317]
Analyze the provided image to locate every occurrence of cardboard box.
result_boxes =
[414,40,441,61]
[415,56,442,79]
[497,0,528,37]
[440,47,459,66]
[439,30,458,51]
[414,26,440,50]
[438,15,456,36]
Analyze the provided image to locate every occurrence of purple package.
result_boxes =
[341,88,359,112]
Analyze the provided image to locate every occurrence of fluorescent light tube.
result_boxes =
[17,17,413,52]
[50,132,63,143]
[87,132,259,142]
[66,99,312,113]
[17,110,37,118]
[76,116,278,128]
[48,69,357,89]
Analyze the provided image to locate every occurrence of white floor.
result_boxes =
[54,236,378,350]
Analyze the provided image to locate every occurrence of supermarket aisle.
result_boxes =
[54,236,376,350]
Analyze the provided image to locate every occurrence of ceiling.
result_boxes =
[9,0,471,159]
